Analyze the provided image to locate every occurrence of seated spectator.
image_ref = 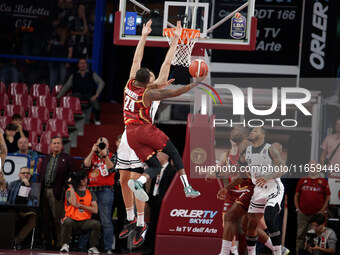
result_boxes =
[16,137,38,170]
[4,114,29,153]
[300,214,337,255]
[60,172,101,254]
[294,161,331,253]
[0,170,8,204]
[12,114,29,140]
[7,166,39,250]
[57,59,105,125]
[4,123,19,153]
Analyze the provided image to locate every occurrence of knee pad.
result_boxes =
[145,154,162,179]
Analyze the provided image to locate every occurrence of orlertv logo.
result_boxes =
[198,83,223,105]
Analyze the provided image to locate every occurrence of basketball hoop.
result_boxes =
[163,28,200,67]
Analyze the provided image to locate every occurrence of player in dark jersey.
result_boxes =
[123,20,207,203]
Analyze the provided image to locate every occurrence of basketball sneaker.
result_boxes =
[88,247,100,254]
[128,179,149,201]
[60,244,69,253]
[133,224,148,248]
[184,185,201,198]
[119,217,137,238]
[282,246,290,255]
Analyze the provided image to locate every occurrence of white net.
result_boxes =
[163,28,200,67]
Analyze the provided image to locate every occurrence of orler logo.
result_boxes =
[170,209,218,219]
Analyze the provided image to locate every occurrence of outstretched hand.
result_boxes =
[173,21,182,39]
[147,79,175,90]
[193,70,209,83]
[142,19,152,36]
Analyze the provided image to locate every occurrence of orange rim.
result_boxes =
[163,28,200,44]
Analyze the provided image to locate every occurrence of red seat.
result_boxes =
[60,96,82,114]
[4,105,25,117]
[0,93,9,112]
[28,106,50,124]
[40,130,63,144]
[30,83,50,101]
[23,117,43,136]
[33,143,52,155]
[37,95,58,113]
[0,116,11,130]
[0,82,6,94]
[8,82,28,99]
[46,119,69,138]
[53,107,75,126]
[13,94,33,112]
[29,130,38,145]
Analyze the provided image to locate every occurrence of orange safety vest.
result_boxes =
[64,188,92,221]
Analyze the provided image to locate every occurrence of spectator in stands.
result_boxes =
[7,166,40,250]
[144,152,176,255]
[0,170,8,204]
[0,128,7,167]
[60,171,101,254]
[47,24,73,91]
[16,137,38,170]
[57,58,105,125]
[320,118,340,167]
[69,4,89,59]
[4,123,19,153]
[39,136,74,250]
[82,137,115,253]
[12,114,29,140]
[294,161,331,253]
[299,214,337,255]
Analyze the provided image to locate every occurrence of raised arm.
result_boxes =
[259,146,287,182]
[0,131,7,165]
[154,21,182,83]
[129,20,152,79]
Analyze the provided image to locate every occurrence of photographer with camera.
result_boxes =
[83,137,115,254]
[60,172,101,254]
[299,214,337,255]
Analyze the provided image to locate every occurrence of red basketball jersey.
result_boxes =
[123,79,152,126]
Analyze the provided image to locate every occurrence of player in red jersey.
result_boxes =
[124,20,206,203]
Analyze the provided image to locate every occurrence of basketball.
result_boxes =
[189,59,208,78]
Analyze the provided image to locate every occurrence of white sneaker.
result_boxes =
[60,244,69,252]
[88,247,100,254]
[94,120,101,125]
[282,246,290,255]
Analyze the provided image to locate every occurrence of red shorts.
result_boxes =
[235,184,254,211]
[222,191,241,213]
[126,124,169,161]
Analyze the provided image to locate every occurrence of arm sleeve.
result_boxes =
[295,178,303,193]
[57,75,73,99]
[320,136,328,151]
[327,230,337,249]
[92,72,105,95]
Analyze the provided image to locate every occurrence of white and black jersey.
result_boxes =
[245,143,284,213]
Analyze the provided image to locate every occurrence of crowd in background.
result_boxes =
[0,0,95,88]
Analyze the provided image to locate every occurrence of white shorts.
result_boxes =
[116,130,146,170]
[248,179,284,214]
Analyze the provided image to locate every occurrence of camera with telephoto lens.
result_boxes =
[67,172,87,190]
[306,232,318,247]
[95,137,106,154]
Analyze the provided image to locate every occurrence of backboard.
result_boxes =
[114,0,257,51]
